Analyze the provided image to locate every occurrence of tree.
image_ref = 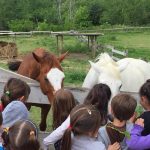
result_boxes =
[89,1,104,25]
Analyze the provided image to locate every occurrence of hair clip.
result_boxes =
[68,125,72,130]
[87,109,92,115]
[5,91,11,97]
[30,131,35,136]
[3,127,9,134]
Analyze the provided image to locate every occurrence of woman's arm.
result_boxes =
[43,116,70,148]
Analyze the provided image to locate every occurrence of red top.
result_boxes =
[0,103,4,112]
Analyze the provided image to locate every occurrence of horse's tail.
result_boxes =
[8,59,22,71]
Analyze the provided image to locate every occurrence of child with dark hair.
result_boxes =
[1,78,30,128]
[2,120,40,150]
[84,83,111,125]
[43,83,111,148]
[98,93,137,149]
[1,78,30,109]
[138,79,150,136]
[61,104,120,150]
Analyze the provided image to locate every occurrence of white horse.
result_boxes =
[82,53,150,98]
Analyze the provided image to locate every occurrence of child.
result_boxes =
[0,112,3,150]
[2,120,40,150]
[1,78,30,109]
[98,93,137,149]
[52,89,76,150]
[1,78,30,127]
[126,118,150,150]
[43,83,111,148]
[2,101,29,128]
[138,79,150,136]
[61,104,120,150]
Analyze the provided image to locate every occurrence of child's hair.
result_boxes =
[0,112,3,126]
[1,78,30,108]
[61,104,101,150]
[52,89,76,129]
[111,93,137,121]
[84,83,111,125]
[2,120,40,150]
[139,79,150,104]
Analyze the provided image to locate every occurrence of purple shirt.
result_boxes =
[126,124,150,150]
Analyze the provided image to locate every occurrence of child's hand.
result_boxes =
[135,118,144,127]
[129,112,137,123]
[108,142,121,150]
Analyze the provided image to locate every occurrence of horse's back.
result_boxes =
[17,53,40,79]
[118,58,150,92]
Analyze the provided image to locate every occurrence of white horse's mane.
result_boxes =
[95,53,118,66]
[95,53,120,79]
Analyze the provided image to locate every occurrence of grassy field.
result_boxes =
[98,31,150,60]
[0,30,150,131]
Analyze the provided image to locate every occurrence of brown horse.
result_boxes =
[9,48,67,131]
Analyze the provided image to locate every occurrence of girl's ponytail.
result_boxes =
[2,128,10,150]
[61,128,72,150]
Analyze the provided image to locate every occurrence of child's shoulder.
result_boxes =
[126,122,133,132]
[140,111,150,118]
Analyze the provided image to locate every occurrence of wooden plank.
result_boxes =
[0,68,89,104]
[112,48,127,56]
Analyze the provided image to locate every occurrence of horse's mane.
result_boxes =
[95,53,117,66]
[95,53,120,79]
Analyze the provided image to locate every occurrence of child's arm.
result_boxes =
[126,118,150,150]
[43,116,70,148]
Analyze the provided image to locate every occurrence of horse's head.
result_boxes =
[83,53,128,98]
[32,50,68,101]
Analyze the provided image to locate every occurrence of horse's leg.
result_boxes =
[40,104,51,131]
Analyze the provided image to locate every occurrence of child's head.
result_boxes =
[111,93,137,121]
[2,120,40,150]
[139,79,150,109]
[2,101,29,128]
[61,104,101,150]
[52,89,76,129]
[84,83,111,125]
[1,78,30,108]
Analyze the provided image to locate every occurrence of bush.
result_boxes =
[37,22,50,31]
[8,19,34,31]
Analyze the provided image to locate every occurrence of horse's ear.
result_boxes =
[32,52,41,63]
[89,61,102,74]
[58,51,68,62]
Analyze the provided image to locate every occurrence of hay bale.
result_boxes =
[0,41,18,58]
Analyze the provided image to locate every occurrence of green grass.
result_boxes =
[29,107,53,131]
[98,31,150,59]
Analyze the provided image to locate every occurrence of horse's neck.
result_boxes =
[82,68,98,89]
[18,56,41,80]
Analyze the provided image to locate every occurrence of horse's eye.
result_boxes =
[44,76,48,82]
[119,84,122,89]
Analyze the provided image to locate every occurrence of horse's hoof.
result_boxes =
[39,123,46,131]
